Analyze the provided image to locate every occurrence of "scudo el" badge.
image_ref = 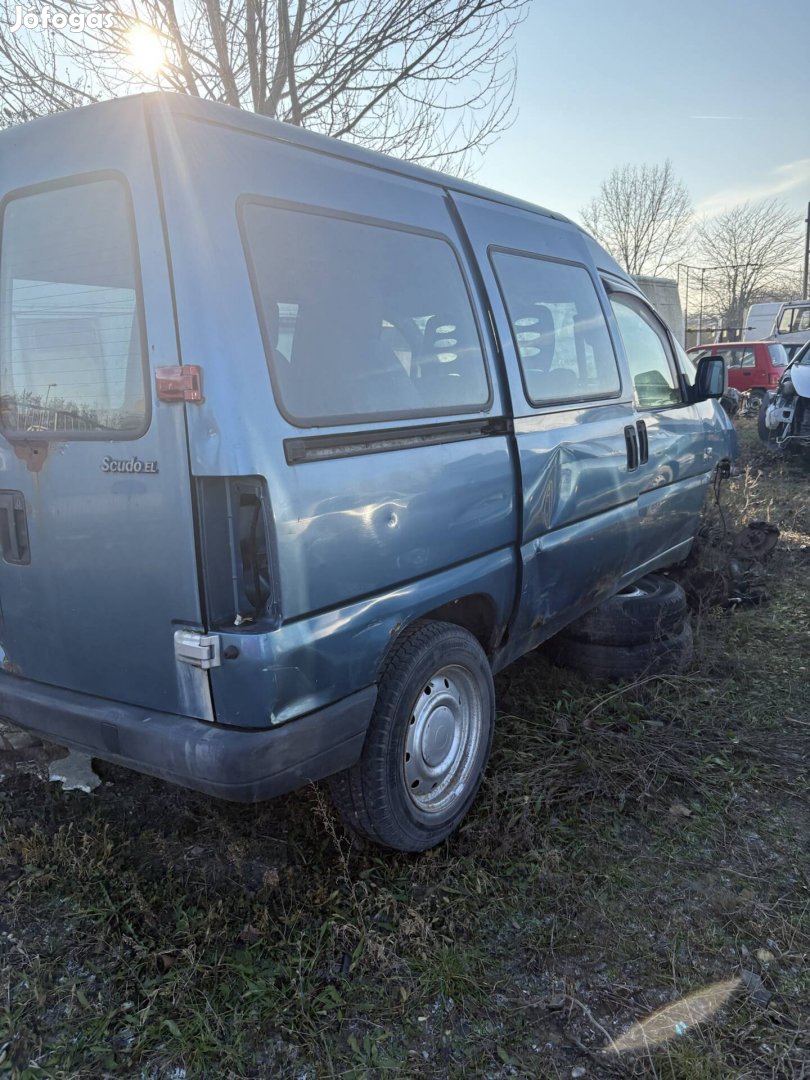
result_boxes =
[101,456,159,475]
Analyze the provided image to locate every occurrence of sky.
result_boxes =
[476,0,810,225]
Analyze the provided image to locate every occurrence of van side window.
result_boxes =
[491,251,621,405]
[0,178,147,437]
[738,348,756,368]
[240,203,489,426]
[609,295,682,409]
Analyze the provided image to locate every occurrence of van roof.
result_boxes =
[2,92,630,280]
[160,93,574,221]
[3,91,573,220]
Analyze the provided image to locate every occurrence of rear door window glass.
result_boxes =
[240,203,490,425]
[0,177,147,436]
[738,348,756,368]
[490,251,621,405]
[609,295,682,409]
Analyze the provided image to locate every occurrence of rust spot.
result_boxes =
[13,441,49,473]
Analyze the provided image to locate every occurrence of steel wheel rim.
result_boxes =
[403,663,483,815]
[618,579,656,599]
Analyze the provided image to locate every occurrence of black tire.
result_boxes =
[749,389,768,411]
[558,575,687,647]
[548,622,693,681]
[329,621,495,852]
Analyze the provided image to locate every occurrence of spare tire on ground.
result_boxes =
[547,622,694,681]
[558,575,688,647]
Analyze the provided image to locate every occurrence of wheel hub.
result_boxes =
[403,665,482,815]
[421,705,456,766]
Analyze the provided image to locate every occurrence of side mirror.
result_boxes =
[693,355,725,401]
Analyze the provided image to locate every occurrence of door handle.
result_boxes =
[624,425,639,471]
[0,490,30,565]
[636,419,649,464]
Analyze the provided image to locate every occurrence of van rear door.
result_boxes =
[0,103,206,718]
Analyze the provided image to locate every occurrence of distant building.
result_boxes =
[633,276,684,345]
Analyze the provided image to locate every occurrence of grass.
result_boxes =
[1,419,808,1079]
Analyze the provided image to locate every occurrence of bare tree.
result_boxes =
[581,161,692,276]
[0,0,528,172]
[0,20,92,126]
[746,270,806,305]
[696,199,803,332]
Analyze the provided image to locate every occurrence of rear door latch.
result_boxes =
[174,630,221,669]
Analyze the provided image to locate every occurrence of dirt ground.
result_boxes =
[1,420,808,1080]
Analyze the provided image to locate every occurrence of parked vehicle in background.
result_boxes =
[773,300,810,359]
[759,341,810,450]
[0,93,734,852]
[743,302,782,341]
[687,340,788,410]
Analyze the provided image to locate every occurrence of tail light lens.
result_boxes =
[194,477,276,628]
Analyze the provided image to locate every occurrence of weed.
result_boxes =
[1,420,807,1079]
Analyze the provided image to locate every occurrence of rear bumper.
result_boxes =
[0,671,376,802]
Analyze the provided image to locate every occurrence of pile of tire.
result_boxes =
[547,574,693,680]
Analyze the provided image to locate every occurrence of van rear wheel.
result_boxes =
[329,621,494,852]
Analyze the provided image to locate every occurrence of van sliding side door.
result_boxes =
[449,193,639,660]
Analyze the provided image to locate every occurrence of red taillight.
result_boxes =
[194,477,275,627]
[156,365,204,403]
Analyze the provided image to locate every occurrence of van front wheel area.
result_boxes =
[329,621,494,852]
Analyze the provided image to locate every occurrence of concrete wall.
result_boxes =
[633,276,685,345]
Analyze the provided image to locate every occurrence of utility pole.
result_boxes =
[698,267,707,339]
[803,200,809,300]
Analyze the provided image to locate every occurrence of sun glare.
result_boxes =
[126,24,165,77]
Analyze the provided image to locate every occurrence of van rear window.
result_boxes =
[768,344,788,366]
[240,202,490,426]
[0,177,147,437]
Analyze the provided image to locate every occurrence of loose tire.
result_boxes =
[747,389,768,415]
[329,621,494,852]
[558,575,688,647]
[548,621,693,681]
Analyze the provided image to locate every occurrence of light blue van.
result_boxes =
[0,94,733,850]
